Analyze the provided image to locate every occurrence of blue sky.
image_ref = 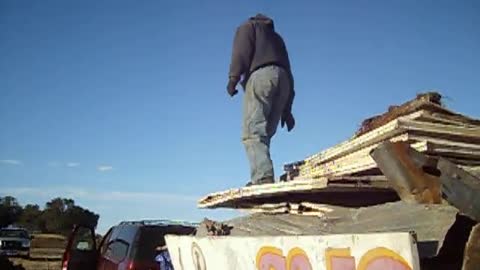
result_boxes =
[1,0,479,234]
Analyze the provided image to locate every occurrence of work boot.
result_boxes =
[245,176,274,187]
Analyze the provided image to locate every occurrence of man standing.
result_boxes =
[227,14,295,186]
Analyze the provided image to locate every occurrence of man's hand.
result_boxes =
[226,77,239,97]
[281,112,295,132]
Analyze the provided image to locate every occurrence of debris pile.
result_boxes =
[284,92,480,182]
[196,92,480,269]
[197,92,480,210]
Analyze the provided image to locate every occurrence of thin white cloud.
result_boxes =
[0,187,197,203]
[97,165,113,172]
[48,161,60,167]
[66,162,80,167]
[0,160,22,165]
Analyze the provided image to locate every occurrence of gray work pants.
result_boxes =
[242,65,290,183]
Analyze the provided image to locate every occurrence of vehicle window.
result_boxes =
[99,228,114,255]
[71,227,95,252]
[105,240,129,262]
[133,226,195,262]
[0,230,28,238]
[117,225,137,244]
[108,226,121,243]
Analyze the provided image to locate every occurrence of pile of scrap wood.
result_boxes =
[284,92,480,181]
[198,92,480,210]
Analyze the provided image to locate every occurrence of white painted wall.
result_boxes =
[165,232,421,270]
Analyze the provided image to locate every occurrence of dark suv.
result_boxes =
[62,220,197,270]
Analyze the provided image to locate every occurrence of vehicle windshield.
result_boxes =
[0,229,29,238]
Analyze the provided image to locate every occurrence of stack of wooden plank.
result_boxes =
[286,92,480,181]
[198,92,480,210]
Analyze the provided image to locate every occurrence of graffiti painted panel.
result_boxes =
[165,232,420,270]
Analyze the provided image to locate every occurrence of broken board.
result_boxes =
[197,177,398,209]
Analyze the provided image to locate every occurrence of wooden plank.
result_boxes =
[296,111,479,171]
[197,179,398,209]
[302,113,480,173]
[442,158,480,166]
[198,178,329,209]
[408,135,480,150]
[303,113,418,166]
[245,202,334,216]
[355,93,480,137]
[298,135,480,180]
[327,175,388,182]
[416,110,480,127]
[425,144,480,160]
[298,202,334,212]
[300,141,428,179]
[246,203,290,214]
[399,119,480,138]
[462,166,480,177]
[429,111,480,126]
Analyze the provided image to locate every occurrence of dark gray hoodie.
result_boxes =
[228,14,294,112]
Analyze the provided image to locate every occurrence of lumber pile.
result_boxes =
[198,92,480,210]
[283,92,480,181]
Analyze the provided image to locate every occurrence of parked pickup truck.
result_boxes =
[0,227,32,258]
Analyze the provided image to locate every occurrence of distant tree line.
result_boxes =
[0,196,99,234]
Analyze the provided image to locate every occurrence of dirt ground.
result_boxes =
[9,258,61,270]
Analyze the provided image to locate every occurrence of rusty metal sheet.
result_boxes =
[370,141,442,203]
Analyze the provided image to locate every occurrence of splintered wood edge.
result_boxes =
[197,178,328,208]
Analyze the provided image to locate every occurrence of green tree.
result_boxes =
[40,198,99,234]
[0,196,23,227]
[0,196,99,234]
[17,204,42,231]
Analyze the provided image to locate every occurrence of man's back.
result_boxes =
[229,14,292,85]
